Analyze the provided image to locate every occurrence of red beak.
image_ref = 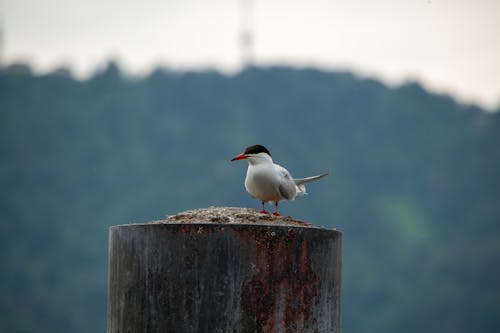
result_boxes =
[231,153,248,162]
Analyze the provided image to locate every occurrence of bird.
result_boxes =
[231,144,328,216]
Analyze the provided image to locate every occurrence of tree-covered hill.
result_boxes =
[1,63,499,332]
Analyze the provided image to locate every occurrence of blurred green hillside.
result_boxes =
[1,63,499,333]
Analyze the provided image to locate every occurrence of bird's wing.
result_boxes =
[278,182,296,200]
[274,164,299,200]
[274,164,291,178]
[292,173,328,196]
[293,173,329,186]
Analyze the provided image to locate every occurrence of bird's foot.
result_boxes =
[258,210,269,214]
[272,212,281,216]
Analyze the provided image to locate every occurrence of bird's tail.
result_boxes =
[293,173,328,195]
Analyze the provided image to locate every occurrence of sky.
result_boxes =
[1,0,499,110]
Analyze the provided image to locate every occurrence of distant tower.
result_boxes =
[0,4,4,68]
[0,21,3,67]
[239,0,255,67]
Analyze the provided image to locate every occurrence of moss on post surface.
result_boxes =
[107,207,342,333]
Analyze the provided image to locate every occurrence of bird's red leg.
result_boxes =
[272,202,281,216]
[259,201,269,214]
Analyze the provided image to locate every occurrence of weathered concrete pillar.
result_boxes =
[108,207,342,333]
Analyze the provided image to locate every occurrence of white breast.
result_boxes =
[244,164,282,202]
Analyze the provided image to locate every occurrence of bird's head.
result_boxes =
[231,145,273,165]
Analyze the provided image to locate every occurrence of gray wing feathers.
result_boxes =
[274,166,298,200]
[278,181,297,200]
[293,173,329,186]
[274,164,328,201]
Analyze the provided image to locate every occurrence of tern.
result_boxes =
[231,144,328,216]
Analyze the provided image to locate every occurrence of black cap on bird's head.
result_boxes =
[244,145,271,156]
[231,144,271,161]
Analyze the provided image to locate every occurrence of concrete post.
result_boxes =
[107,207,342,333]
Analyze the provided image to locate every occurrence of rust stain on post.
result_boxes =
[108,207,342,333]
[240,229,320,332]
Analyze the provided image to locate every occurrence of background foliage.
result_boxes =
[1,63,499,332]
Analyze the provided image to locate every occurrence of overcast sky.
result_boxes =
[2,0,499,109]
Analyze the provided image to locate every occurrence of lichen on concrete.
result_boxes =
[149,206,323,228]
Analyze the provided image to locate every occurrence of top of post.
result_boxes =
[141,206,336,230]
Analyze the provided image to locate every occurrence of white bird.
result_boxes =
[231,144,328,216]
